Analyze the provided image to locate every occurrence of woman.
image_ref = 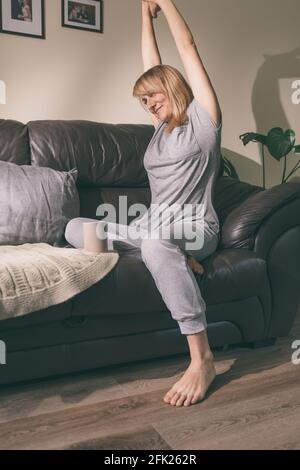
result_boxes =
[65,0,222,407]
[69,4,79,21]
[21,0,32,22]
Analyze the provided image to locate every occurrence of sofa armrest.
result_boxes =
[220,182,300,250]
[253,199,300,338]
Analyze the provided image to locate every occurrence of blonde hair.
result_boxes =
[132,64,194,134]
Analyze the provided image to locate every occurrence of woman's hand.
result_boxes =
[142,0,161,18]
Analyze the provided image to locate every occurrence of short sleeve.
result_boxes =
[186,98,222,151]
[187,98,222,134]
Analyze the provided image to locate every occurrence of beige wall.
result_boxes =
[0,0,299,188]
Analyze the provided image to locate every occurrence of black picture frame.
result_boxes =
[0,0,45,39]
[62,0,103,34]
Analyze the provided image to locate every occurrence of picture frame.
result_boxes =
[0,0,45,39]
[62,0,103,34]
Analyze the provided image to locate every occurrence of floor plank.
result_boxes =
[63,425,172,451]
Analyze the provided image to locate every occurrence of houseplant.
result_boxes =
[239,127,300,188]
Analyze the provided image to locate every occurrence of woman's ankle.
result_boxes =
[190,351,214,368]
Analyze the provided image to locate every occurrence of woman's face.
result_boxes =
[141,92,172,122]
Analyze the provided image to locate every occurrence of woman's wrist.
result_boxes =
[142,1,152,13]
[142,3,152,19]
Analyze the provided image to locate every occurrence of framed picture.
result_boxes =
[62,0,103,34]
[0,0,45,39]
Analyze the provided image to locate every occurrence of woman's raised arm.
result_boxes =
[146,0,222,127]
[141,1,162,72]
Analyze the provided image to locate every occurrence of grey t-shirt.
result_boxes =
[131,97,222,235]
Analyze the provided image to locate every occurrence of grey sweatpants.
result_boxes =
[65,217,220,336]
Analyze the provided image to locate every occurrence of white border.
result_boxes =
[1,0,42,36]
[64,0,100,30]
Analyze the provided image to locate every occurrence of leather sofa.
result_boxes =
[1,117,300,386]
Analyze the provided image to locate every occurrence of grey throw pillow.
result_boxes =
[0,161,80,246]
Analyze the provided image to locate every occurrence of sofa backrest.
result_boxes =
[26,120,153,187]
[0,120,30,165]
[0,118,264,226]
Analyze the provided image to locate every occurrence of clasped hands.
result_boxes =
[142,0,162,18]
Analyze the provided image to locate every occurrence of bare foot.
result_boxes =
[163,356,216,407]
[186,255,205,275]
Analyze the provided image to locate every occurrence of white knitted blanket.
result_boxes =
[0,243,119,320]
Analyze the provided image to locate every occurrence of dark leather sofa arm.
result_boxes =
[253,198,300,338]
[220,182,300,251]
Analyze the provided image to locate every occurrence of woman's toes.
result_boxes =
[170,392,181,406]
[163,389,176,403]
[195,262,204,274]
[183,395,193,407]
[175,394,187,406]
[191,393,203,405]
[186,256,204,275]
[163,393,171,403]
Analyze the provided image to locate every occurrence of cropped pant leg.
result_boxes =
[140,221,219,335]
[64,217,146,257]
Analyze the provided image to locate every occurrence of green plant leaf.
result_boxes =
[293,144,300,153]
[239,132,267,146]
[266,127,295,160]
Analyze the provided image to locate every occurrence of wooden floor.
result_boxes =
[0,309,299,450]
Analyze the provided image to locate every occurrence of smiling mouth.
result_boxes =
[155,106,163,114]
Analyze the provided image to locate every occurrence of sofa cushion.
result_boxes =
[71,247,270,317]
[28,120,154,187]
[199,248,270,304]
[0,161,80,246]
[0,119,30,165]
[0,300,72,331]
[72,251,166,316]
[78,186,151,223]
